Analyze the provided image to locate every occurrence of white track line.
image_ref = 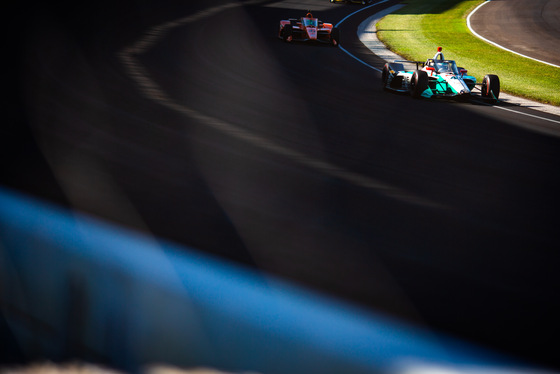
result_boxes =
[335,0,388,72]
[493,105,560,125]
[339,45,381,72]
[467,1,560,69]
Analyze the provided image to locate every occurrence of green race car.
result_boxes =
[381,49,500,102]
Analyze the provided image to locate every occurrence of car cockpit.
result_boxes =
[424,59,459,75]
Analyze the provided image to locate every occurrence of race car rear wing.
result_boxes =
[393,60,425,70]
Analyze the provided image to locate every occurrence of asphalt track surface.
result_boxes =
[469,0,560,67]
[4,0,560,371]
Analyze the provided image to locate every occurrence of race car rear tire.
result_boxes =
[331,28,340,47]
[282,25,293,43]
[410,70,428,98]
[481,74,500,102]
[382,63,390,88]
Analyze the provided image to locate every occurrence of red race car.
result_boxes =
[278,12,340,47]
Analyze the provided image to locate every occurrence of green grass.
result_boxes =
[376,0,560,106]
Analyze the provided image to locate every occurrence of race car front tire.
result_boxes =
[481,74,500,102]
[410,70,428,98]
[382,63,390,88]
[282,25,293,42]
[331,28,340,47]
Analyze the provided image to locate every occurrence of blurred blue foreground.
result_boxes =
[0,187,550,373]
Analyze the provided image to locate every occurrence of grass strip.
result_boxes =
[376,0,560,106]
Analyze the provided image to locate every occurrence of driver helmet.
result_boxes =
[433,46,444,61]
